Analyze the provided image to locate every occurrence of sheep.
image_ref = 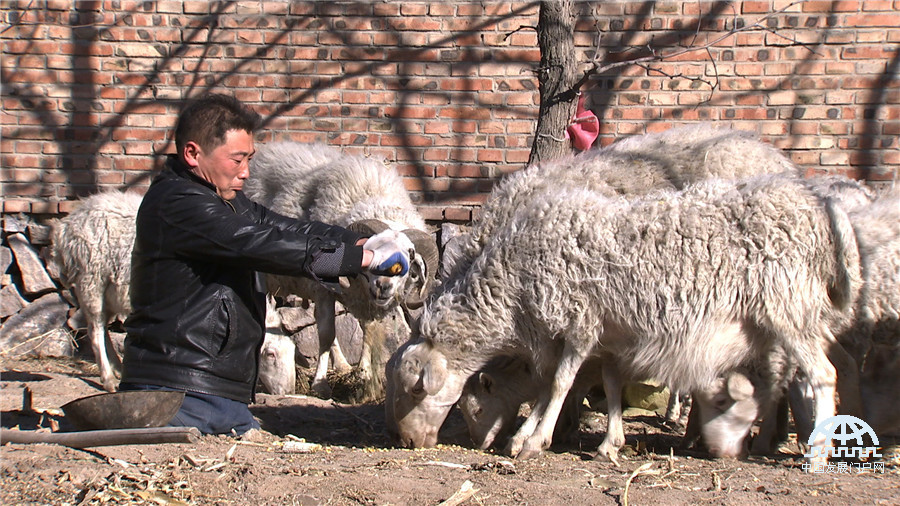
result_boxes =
[46,191,143,392]
[458,355,604,450]
[246,142,439,402]
[387,173,862,468]
[459,177,888,461]
[459,177,883,461]
[842,186,900,435]
[442,124,801,451]
[687,179,898,455]
[258,295,297,396]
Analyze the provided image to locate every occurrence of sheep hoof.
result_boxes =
[595,443,620,466]
[516,438,544,460]
[504,437,524,458]
[310,380,332,400]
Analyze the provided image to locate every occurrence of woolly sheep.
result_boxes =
[445,124,801,452]
[387,173,861,468]
[458,355,604,450]
[246,142,439,402]
[686,179,897,454]
[841,186,900,435]
[46,191,143,392]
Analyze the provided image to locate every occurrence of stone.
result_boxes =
[0,283,28,319]
[0,292,70,357]
[6,232,57,295]
[622,380,670,415]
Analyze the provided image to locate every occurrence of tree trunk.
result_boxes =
[528,0,579,166]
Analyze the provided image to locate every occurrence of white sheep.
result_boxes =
[246,142,438,402]
[845,186,900,435]
[46,191,143,392]
[387,173,862,468]
[258,295,297,396]
[458,354,604,450]
[446,124,802,452]
[687,179,897,455]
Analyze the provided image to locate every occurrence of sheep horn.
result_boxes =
[346,219,390,236]
[401,228,439,309]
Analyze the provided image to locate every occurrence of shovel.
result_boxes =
[1,390,199,448]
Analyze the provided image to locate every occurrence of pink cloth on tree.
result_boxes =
[566,94,599,151]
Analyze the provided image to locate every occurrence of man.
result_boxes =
[121,94,408,435]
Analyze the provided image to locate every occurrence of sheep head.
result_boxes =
[347,220,438,310]
[458,356,532,450]
[385,339,462,448]
[693,371,759,459]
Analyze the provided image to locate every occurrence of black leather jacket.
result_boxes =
[122,156,364,403]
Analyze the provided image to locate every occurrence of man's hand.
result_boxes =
[363,230,412,276]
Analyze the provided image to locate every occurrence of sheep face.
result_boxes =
[258,332,296,395]
[348,222,437,311]
[692,372,760,459]
[362,231,417,308]
[458,370,522,449]
[385,340,463,448]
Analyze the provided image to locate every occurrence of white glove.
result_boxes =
[363,230,413,277]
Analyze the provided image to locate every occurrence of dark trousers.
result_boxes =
[120,383,260,435]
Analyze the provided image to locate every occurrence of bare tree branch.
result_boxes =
[572,0,818,94]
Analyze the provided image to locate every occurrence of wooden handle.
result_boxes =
[1,426,201,448]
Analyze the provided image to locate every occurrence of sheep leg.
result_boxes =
[77,285,120,392]
[514,344,588,459]
[665,390,690,426]
[312,295,338,399]
[825,340,862,417]
[804,347,838,469]
[596,360,624,465]
[505,389,549,457]
[788,377,814,452]
[750,397,783,455]
[330,339,352,374]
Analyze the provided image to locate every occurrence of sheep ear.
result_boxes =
[478,372,494,394]
[422,352,448,396]
[401,228,438,309]
[726,372,754,401]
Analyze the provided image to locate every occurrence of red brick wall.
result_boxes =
[2,1,897,222]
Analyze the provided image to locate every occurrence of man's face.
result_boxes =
[185,129,255,200]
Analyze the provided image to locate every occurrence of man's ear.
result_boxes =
[183,141,201,168]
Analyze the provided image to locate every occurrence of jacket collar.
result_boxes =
[165,154,218,193]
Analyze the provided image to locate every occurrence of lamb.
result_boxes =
[246,142,439,402]
[387,173,861,468]
[458,355,604,450]
[46,191,143,392]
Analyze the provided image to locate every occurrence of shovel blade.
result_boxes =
[61,390,185,431]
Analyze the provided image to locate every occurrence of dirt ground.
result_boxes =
[2,356,898,505]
